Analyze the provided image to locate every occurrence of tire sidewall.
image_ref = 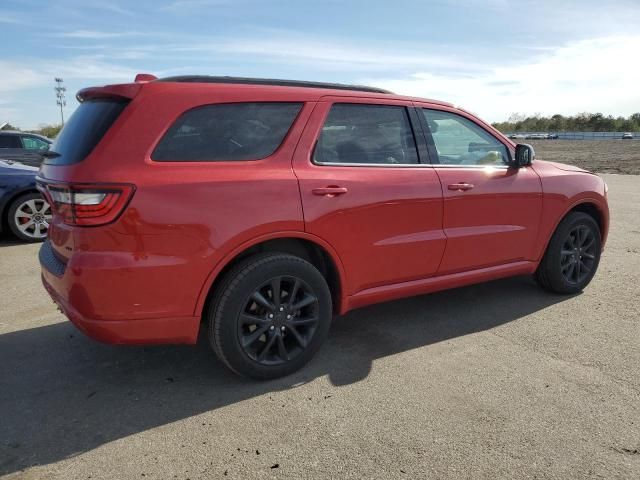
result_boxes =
[544,212,602,294]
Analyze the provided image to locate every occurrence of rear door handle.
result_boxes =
[448,183,474,191]
[312,186,348,197]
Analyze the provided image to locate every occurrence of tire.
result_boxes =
[7,192,51,243]
[535,212,601,294]
[207,253,333,380]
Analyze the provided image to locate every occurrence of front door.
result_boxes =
[293,99,446,295]
[417,106,542,274]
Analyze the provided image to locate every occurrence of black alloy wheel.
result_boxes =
[238,275,320,366]
[208,253,332,379]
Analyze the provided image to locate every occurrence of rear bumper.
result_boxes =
[40,241,200,345]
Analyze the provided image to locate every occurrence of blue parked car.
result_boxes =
[0,159,51,242]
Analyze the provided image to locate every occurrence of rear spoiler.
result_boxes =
[76,73,157,103]
[76,83,143,103]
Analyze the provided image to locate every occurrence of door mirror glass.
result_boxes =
[513,143,535,167]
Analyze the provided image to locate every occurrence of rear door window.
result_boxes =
[0,135,22,148]
[152,102,302,162]
[313,104,419,165]
[47,99,129,165]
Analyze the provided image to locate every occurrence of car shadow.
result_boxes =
[0,233,27,247]
[0,275,572,474]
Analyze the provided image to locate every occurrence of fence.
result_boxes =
[506,131,638,140]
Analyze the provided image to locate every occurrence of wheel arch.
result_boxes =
[195,232,348,319]
[537,197,609,263]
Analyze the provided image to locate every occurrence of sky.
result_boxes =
[1,0,640,129]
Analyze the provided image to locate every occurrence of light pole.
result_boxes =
[54,77,66,126]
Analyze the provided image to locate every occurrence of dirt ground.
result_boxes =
[529,140,640,175]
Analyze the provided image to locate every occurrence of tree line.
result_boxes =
[1,123,63,138]
[493,113,640,133]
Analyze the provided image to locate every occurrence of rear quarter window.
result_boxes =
[47,99,129,165]
[151,102,302,162]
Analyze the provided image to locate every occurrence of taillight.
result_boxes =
[37,181,135,226]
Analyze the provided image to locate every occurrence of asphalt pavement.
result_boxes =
[1,173,638,479]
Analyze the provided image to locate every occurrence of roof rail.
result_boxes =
[155,76,393,94]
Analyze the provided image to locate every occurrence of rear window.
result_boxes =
[47,99,128,165]
[151,102,302,162]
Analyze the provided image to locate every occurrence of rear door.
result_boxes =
[416,105,542,274]
[0,134,24,163]
[293,97,446,295]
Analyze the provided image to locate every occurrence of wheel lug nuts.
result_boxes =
[279,307,284,311]
[270,326,275,330]
[281,326,285,331]
[286,315,291,319]
[268,314,274,319]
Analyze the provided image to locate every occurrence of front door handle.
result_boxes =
[448,183,475,191]
[312,186,348,197]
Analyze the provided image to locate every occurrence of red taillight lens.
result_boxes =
[38,181,134,226]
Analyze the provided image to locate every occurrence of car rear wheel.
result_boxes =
[7,192,51,242]
[207,253,332,379]
[535,212,601,294]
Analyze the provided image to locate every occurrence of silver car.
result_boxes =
[0,130,52,167]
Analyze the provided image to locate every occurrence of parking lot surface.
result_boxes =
[1,173,638,479]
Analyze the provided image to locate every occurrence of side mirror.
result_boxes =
[512,143,535,167]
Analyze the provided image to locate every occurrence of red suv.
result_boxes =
[38,75,609,379]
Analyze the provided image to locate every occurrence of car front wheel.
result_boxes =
[536,211,602,294]
[207,253,333,379]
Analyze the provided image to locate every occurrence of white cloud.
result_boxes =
[0,13,24,24]
[166,36,484,73]
[57,29,143,39]
[365,34,640,121]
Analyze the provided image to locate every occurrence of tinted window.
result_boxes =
[152,102,302,162]
[314,104,418,165]
[22,136,50,150]
[47,99,129,165]
[422,109,509,166]
[0,135,21,148]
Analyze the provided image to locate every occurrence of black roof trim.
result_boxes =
[156,76,393,94]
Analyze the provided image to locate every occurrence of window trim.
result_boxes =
[311,102,426,168]
[150,101,304,163]
[418,106,513,168]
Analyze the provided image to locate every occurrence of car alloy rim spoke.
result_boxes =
[561,225,596,284]
[240,313,271,326]
[289,316,318,326]
[18,220,35,233]
[242,324,271,347]
[271,278,282,308]
[277,335,289,361]
[257,332,278,362]
[251,291,275,311]
[292,294,316,311]
[238,275,320,366]
[286,324,307,348]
